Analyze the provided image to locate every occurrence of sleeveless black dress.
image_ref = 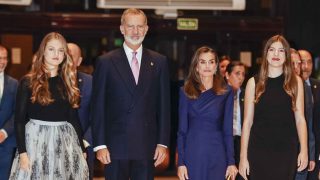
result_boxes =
[248,74,298,180]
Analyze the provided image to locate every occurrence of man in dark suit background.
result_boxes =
[298,50,320,180]
[225,61,245,180]
[92,8,170,180]
[68,43,93,180]
[0,45,18,180]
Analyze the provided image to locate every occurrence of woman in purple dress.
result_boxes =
[177,46,238,180]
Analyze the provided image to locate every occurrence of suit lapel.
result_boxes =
[77,73,83,90]
[310,79,318,103]
[136,49,151,90]
[112,48,136,95]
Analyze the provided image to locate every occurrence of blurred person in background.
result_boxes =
[219,55,231,77]
[291,48,302,75]
[68,42,93,180]
[298,50,320,180]
[226,61,246,180]
[0,45,18,180]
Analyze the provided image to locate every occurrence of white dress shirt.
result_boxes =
[233,89,242,136]
[0,72,3,102]
[0,72,8,139]
[123,42,142,69]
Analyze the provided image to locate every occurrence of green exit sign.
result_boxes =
[177,18,198,30]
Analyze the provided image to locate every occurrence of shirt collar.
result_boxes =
[0,72,4,79]
[123,42,143,68]
[123,42,143,58]
[237,88,241,95]
[305,78,311,86]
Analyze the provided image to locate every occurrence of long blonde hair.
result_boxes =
[255,35,297,110]
[184,46,227,99]
[27,32,80,108]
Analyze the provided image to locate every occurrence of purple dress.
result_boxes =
[177,87,235,180]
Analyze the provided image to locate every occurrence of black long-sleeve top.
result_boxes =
[14,76,85,153]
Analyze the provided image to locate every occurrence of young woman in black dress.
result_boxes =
[239,35,308,180]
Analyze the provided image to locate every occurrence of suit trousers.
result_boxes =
[104,159,154,180]
[295,168,308,180]
[234,136,244,180]
[307,160,319,180]
[0,147,15,180]
[87,146,94,180]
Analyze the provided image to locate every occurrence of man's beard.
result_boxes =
[124,35,145,46]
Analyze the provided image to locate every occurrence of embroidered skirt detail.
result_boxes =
[9,119,89,180]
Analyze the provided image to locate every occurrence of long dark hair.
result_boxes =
[184,46,227,99]
[255,35,297,110]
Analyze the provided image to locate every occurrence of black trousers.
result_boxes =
[104,159,154,180]
[234,136,245,180]
[86,146,94,180]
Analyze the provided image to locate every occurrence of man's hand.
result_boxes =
[154,145,167,167]
[96,148,111,164]
[308,160,315,171]
[0,131,6,143]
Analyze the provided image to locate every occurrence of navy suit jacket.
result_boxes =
[310,78,320,161]
[78,72,92,144]
[92,47,171,160]
[0,74,18,149]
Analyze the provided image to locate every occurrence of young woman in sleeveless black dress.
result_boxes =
[239,35,308,180]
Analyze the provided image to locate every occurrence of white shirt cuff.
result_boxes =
[157,144,167,148]
[83,140,90,148]
[93,145,107,152]
[0,129,8,139]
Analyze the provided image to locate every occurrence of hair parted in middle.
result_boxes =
[27,32,80,108]
[255,34,298,110]
[184,46,227,99]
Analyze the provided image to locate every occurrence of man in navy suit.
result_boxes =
[0,45,18,180]
[68,43,93,180]
[298,50,320,180]
[226,61,245,180]
[92,8,170,180]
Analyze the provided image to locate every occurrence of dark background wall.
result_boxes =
[0,0,288,80]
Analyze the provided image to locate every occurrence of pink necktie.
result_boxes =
[131,52,140,84]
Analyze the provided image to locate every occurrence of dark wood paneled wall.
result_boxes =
[0,11,284,79]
